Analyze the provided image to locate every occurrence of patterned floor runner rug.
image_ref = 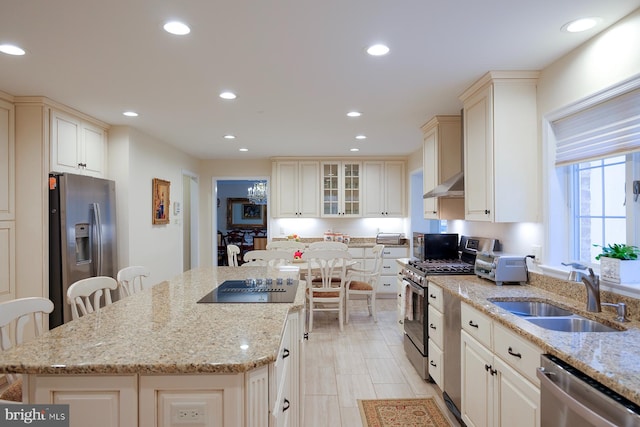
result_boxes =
[358,397,451,427]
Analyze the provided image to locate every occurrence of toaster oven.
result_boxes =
[475,253,528,285]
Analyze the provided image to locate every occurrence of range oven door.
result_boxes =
[403,279,426,354]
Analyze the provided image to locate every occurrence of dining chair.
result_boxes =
[266,240,306,253]
[345,244,384,323]
[117,265,151,298]
[302,250,352,332]
[307,241,348,251]
[0,297,54,402]
[66,276,118,320]
[242,250,292,267]
[227,244,241,266]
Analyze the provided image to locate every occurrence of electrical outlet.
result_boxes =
[531,245,542,263]
[172,403,205,424]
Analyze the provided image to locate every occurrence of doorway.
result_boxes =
[215,178,269,266]
[182,172,199,271]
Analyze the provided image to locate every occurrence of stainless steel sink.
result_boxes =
[490,300,574,317]
[526,317,620,333]
[488,298,623,332]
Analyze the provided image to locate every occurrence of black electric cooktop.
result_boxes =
[197,279,299,303]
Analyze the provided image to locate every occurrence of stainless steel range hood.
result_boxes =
[423,171,464,198]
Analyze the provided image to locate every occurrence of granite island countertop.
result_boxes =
[0,266,305,376]
[428,275,640,406]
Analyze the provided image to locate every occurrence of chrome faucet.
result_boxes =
[581,268,601,313]
[563,262,601,312]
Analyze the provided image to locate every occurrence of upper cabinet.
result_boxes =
[273,160,320,218]
[51,109,107,177]
[460,71,540,222]
[321,161,361,217]
[362,161,406,217]
[421,115,464,220]
[0,98,15,221]
[272,158,406,218]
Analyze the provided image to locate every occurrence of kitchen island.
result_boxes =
[0,266,305,427]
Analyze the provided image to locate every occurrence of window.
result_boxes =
[570,155,628,264]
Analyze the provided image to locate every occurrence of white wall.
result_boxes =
[109,126,199,284]
[537,9,640,264]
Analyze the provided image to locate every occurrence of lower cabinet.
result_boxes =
[26,311,305,427]
[460,303,540,427]
[349,246,408,297]
[29,375,138,427]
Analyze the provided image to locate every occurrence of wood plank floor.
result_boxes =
[302,298,459,426]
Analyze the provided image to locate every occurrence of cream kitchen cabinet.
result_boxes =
[273,161,320,217]
[421,116,464,220]
[0,98,15,221]
[378,246,408,296]
[321,161,361,217]
[50,109,107,177]
[460,71,540,222]
[460,303,541,427]
[427,282,444,388]
[0,98,15,302]
[362,160,406,217]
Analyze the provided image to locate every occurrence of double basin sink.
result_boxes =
[489,299,623,333]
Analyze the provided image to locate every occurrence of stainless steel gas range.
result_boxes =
[401,235,499,379]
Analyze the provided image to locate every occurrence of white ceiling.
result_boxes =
[1,1,639,160]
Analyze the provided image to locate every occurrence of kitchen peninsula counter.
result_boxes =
[0,267,306,427]
[429,274,640,406]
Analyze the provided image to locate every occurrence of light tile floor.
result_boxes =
[302,298,458,426]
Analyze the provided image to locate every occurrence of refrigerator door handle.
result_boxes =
[92,202,103,276]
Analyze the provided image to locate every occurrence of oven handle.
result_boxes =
[403,279,424,297]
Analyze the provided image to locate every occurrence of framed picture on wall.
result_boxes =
[153,178,170,225]
[227,198,267,229]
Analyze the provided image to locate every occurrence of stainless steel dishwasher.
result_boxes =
[537,354,640,427]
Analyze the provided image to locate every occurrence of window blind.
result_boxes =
[553,86,640,166]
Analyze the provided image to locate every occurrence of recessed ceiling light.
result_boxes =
[239,148,248,152]
[366,44,390,56]
[163,21,191,35]
[122,111,138,117]
[347,111,362,117]
[0,44,26,56]
[223,135,235,140]
[350,148,360,152]
[355,135,367,140]
[562,17,602,33]
[219,91,237,100]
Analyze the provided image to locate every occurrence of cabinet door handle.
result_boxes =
[283,399,290,412]
[429,293,437,299]
[430,360,437,367]
[429,323,436,330]
[282,348,290,359]
[468,320,479,328]
[303,333,309,340]
[507,347,522,359]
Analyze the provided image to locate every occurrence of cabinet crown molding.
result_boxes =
[459,70,540,103]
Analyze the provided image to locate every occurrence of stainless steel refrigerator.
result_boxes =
[49,173,117,328]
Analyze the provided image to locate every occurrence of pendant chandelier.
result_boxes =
[247,181,268,205]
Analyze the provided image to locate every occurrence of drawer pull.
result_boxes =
[429,323,436,330]
[430,360,437,367]
[507,347,522,359]
[429,293,437,299]
[468,320,479,328]
[282,348,290,359]
[283,399,290,412]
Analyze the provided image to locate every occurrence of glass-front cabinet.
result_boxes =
[321,161,361,217]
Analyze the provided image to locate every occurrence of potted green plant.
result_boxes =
[594,243,640,284]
